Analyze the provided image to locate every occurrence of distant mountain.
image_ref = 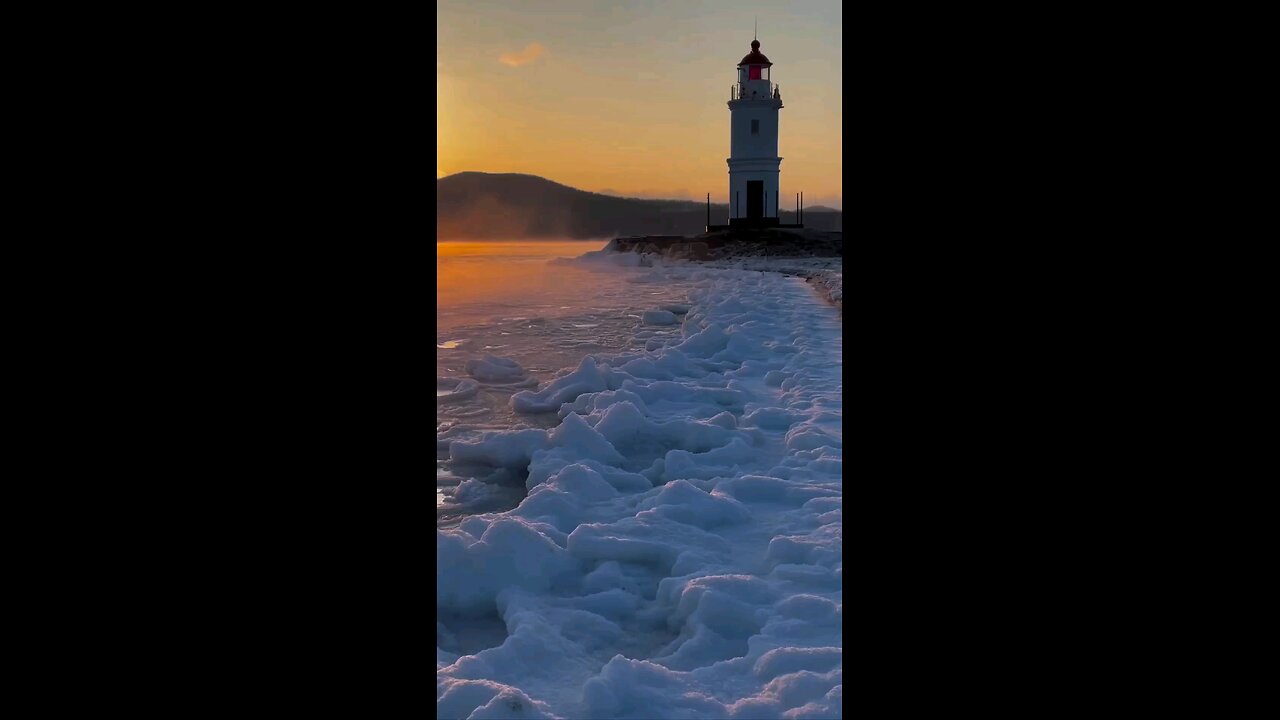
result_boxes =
[436,172,841,239]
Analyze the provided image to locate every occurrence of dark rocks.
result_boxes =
[666,241,710,260]
[613,229,841,261]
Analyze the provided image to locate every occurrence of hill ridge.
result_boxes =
[436,172,840,239]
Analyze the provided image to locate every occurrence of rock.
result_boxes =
[607,230,841,260]
[663,241,709,261]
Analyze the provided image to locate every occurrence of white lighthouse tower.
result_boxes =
[727,35,783,226]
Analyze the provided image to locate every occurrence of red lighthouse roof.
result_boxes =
[738,39,772,67]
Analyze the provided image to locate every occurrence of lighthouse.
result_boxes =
[727,36,784,227]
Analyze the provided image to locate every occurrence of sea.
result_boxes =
[436,240,698,525]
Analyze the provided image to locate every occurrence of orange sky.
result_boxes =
[437,0,842,209]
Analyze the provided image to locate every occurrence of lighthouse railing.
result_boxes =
[731,82,779,101]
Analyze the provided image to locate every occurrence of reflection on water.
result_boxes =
[438,240,610,335]
[436,240,696,526]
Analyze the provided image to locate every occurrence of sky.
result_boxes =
[437,0,843,210]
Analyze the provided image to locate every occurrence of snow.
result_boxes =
[699,257,842,314]
[438,258,841,719]
[508,356,614,414]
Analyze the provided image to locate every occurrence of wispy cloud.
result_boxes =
[499,43,546,67]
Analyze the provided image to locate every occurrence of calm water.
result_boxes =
[438,240,609,334]
[436,240,696,525]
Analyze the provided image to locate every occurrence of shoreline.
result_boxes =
[604,230,843,315]
[715,260,842,315]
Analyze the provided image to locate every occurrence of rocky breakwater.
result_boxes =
[607,228,843,314]
[609,227,841,262]
[608,235,711,261]
[806,270,842,313]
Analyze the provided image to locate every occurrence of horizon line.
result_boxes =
[437,171,842,207]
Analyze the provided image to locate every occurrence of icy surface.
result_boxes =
[641,309,678,325]
[438,241,699,526]
[439,377,481,404]
[438,255,842,719]
[700,257,842,313]
[467,355,537,385]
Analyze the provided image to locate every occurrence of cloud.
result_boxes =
[499,43,546,67]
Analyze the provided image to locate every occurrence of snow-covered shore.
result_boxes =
[438,259,842,720]
[606,231,842,314]
[701,257,842,314]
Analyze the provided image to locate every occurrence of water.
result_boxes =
[436,240,698,526]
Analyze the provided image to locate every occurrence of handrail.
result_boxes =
[730,82,780,101]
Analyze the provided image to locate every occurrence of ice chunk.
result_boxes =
[437,377,480,404]
[449,429,549,470]
[673,322,731,356]
[437,517,576,613]
[466,688,557,719]
[642,309,678,325]
[743,406,797,430]
[510,356,612,413]
[547,413,625,465]
[466,354,531,383]
[636,479,750,528]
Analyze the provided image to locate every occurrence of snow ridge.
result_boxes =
[439,263,842,720]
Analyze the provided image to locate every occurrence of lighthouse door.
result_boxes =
[747,181,764,219]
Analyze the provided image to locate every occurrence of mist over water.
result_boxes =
[437,240,610,335]
[436,240,697,525]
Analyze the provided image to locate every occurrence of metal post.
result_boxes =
[706,193,710,227]
[801,192,804,225]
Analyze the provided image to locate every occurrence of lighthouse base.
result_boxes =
[707,218,804,232]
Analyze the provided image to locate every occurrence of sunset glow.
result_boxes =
[436,0,842,208]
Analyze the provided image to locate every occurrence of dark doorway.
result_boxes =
[747,181,764,219]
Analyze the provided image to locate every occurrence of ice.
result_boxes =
[641,310,678,325]
[547,413,626,466]
[450,429,550,470]
[437,240,697,443]
[635,479,750,529]
[699,256,843,314]
[509,356,615,414]
[467,355,535,385]
[439,257,842,719]
[438,377,480,404]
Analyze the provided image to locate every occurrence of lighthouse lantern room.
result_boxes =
[726,36,787,228]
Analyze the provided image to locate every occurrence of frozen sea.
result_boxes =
[437,240,842,719]
[438,241,698,523]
